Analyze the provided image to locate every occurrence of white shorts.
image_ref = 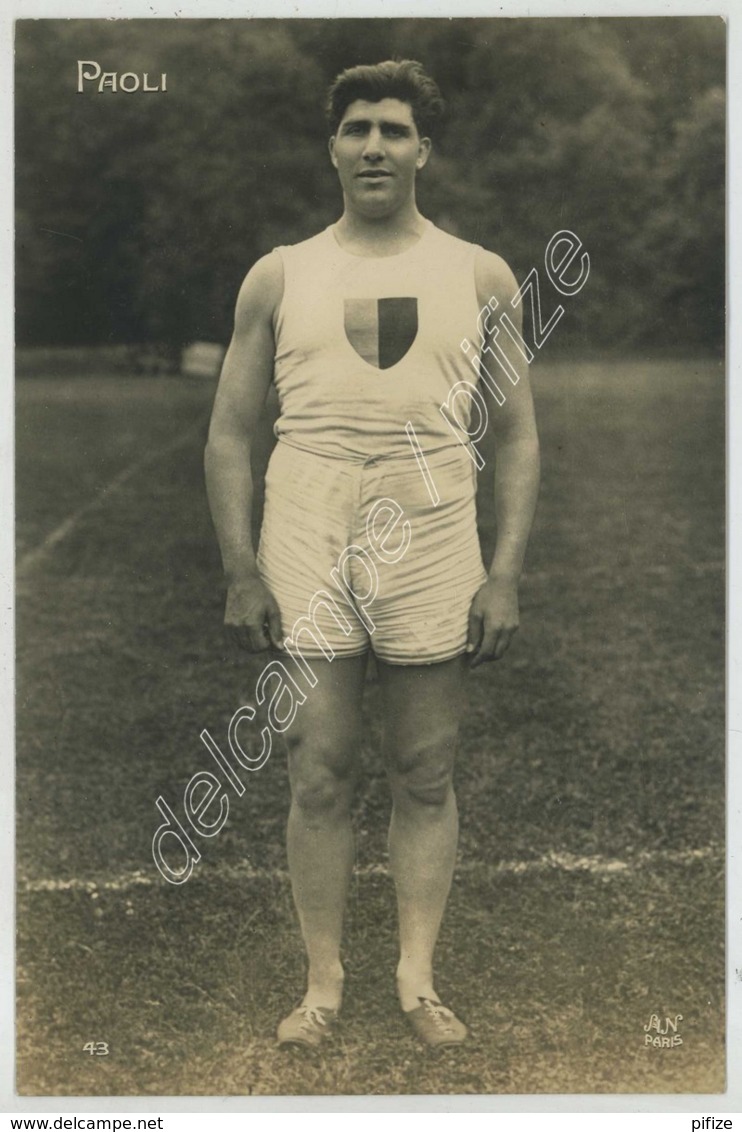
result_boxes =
[257,440,487,665]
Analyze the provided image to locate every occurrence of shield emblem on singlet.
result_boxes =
[344,297,418,370]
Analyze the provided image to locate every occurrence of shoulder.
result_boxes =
[426,222,478,261]
[427,224,519,305]
[473,247,519,309]
[262,228,333,286]
[234,227,333,330]
[276,227,332,262]
[234,250,284,330]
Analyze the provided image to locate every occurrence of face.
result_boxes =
[329,98,431,217]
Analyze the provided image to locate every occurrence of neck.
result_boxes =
[334,201,428,256]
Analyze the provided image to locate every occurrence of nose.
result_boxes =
[362,126,385,161]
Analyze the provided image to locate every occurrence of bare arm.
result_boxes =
[204,251,284,651]
[467,248,541,666]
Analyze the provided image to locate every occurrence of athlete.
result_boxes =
[204,60,540,1050]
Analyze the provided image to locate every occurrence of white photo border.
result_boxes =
[2,0,738,1115]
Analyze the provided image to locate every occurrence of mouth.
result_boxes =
[357,170,392,180]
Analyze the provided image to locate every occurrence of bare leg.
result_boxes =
[377,655,466,1012]
[283,653,368,1010]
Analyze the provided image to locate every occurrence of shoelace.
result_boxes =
[297,1005,329,1032]
[420,998,456,1033]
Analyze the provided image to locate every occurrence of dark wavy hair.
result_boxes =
[325,59,445,139]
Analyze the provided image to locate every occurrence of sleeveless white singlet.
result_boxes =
[258,220,489,665]
[271,220,483,460]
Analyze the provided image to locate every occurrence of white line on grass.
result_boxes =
[17,416,207,578]
[16,421,724,902]
[19,845,719,894]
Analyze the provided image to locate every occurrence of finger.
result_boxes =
[227,620,265,653]
[466,607,483,656]
[471,626,500,668]
[267,603,284,651]
[493,626,518,661]
[247,622,271,653]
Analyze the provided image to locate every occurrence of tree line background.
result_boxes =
[15,17,725,357]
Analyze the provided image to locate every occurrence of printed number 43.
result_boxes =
[83,1041,109,1056]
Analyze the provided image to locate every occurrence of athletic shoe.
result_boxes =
[404,997,468,1049]
[276,1003,338,1050]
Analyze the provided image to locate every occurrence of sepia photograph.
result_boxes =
[13,14,727,1100]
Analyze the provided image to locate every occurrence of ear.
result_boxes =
[416,137,432,170]
[328,136,338,168]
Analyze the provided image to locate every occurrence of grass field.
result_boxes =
[15,357,725,1097]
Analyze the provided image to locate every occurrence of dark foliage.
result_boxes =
[15,17,725,351]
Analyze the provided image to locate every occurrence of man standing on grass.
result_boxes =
[204,60,539,1050]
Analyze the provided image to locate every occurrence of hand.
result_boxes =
[466,577,520,668]
[224,575,284,653]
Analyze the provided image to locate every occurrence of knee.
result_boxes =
[287,732,356,818]
[388,731,457,809]
[401,768,453,809]
[292,771,351,818]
